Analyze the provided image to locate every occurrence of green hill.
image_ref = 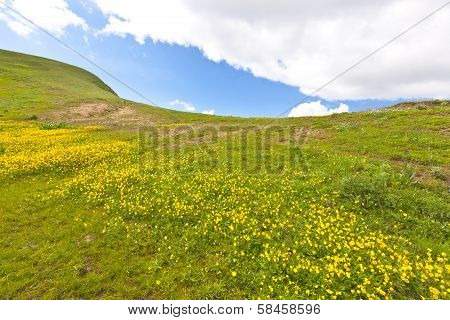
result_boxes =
[0,49,218,126]
[0,49,449,299]
[0,49,116,115]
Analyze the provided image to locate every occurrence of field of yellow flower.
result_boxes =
[0,115,448,299]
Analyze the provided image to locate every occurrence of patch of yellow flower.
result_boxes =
[2,120,447,299]
[0,121,131,178]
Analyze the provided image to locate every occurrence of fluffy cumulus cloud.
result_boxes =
[288,101,349,117]
[170,99,196,112]
[0,0,87,36]
[93,0,450,100]
[169,99,214,114]
[201,109,215,115]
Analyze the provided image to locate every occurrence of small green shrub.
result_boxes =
[39,122,66,130]
[430,166,446,181]
[334,122,357,131]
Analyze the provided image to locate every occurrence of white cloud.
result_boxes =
[169,99,215,115]
[81,1,94,15]
[0,0,87,37]
[288,100,349,117]
[169,99,196,112]
[93,0,450,100]
[201,109,215,115]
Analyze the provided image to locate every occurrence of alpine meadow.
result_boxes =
[0,49,449,300]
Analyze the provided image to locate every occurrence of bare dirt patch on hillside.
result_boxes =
[50,103,157,128]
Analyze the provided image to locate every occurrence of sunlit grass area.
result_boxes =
[0,50,448,299]
[1,109,448,299]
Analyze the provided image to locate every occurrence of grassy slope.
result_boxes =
[0,49,116,118]
[0,49,449,299]
[0,49,213,125]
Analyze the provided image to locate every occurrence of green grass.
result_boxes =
[0,49,449,299]
[0,49,115,118]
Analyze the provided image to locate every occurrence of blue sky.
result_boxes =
[1,1,446,117]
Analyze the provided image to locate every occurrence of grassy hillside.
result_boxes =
[0,50,449,299]
[0,49,219,126]
[0,49,116,117]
